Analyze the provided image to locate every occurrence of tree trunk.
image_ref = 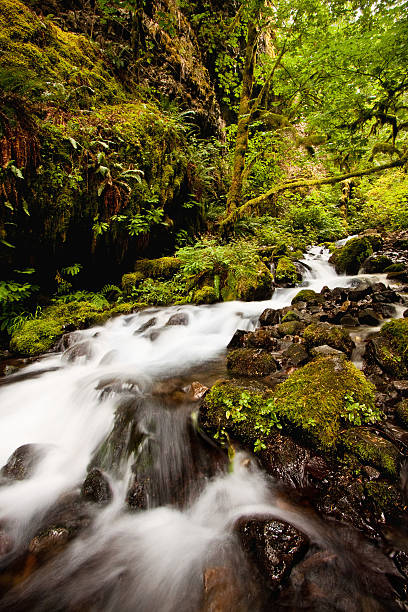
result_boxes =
[226,2,262,215]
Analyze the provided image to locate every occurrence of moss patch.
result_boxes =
[134,257,181,279]
[329,236,381,275]
[273,356,377,450]
[396,399,408,428]
[10,301,140,356]
[303,322,354,356]
[275,256,300,286]
[341,428,399,477]
[377,318,408,377]
[192,285,218,304]
[291,290,324,306]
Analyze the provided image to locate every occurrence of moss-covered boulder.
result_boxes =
[9,301,137,356]
[291,290,324,306]
[122,272,145,294]
[221,262,273,302]
[362,255,393,273]
[227,349,278,377]
[396,399,408,428]
[303,322,355,357]
[281,311,300,323]
[276,321,306,338]
[134,257,181,279]
[273,356,376,450]
[368,318,408,378]
[201,355,377,453]
[192,285,218,304]
[274,257,301,286]
[341,428,399,477]
[329,235,382,275]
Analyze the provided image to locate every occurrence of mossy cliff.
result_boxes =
[0,0,216,283]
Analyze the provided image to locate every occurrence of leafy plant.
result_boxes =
[341,392,381,427]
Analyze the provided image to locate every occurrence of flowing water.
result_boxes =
[0,247,404,611]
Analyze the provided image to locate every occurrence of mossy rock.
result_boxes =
[275,256,300,286]
[363,255,393,273]
[281,311,300,323]
[291,290,324,306]
[383,263,405,273]
[273,356,377,450]
[134,257,181,279]
[201,355,377,453]
[227,349,278,377]
[122,272,145,294]
[329,236,377,275]
[277,321,306,337]
[9,301,140,356]
[364,481,402,515]
[222,262,273,302]
[341,428,399,477]
[192,285,218,305]
[374,318,408,378]
[396,399,408,428]
[303,322,354,357]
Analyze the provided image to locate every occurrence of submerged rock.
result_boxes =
[1,444,47,481]
[236,518,308,591]
[166,312,189,326]
[81,468,112,505]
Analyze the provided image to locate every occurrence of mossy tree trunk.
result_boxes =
[226,1,262,216]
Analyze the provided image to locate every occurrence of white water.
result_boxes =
[0,247,397,610]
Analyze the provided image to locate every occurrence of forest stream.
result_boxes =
[0,243,407,611]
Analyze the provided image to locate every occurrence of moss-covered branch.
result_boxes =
[220,157,407,229]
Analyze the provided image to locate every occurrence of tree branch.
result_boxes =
[220,158,407,229]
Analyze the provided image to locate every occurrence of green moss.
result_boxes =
[192,285,218,304]
[277,320,305,337]
[134,257,181,279]
[384,263,405,273]
[227,349,278,377]
[365,481,402,515]
[303,322,354,356]
[329,236,376,275]
[222,262,273,302]
[201,355,377,453]
[291,290,324,305]
[122,272,145,294]
[9,301,142,356]
[341,428,399,477]
[281,310,300,323]
[378,318,408,377]
[364,255,393,273]
[396,399,408,428]
[273,356,377,450]
[0,0,123,106]
[275,256,300,285]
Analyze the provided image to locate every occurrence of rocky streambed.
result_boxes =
[0,236,408,610]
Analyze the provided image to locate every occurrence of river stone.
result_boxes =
[227,329,247,349]
[1,444,47,481]
[282,343,309,367]
[259,308,280,326]
[29,527,70,559]
[227,349,278,377]
[190,381,209,400]
[340,314,359,327]
[310,345,344,357]
[63,340,94,363]
[358,309,381,326]
[392,381,408,397]
[166,312,189,326]
[236,518,308,591]
[81,468,112,505]
[135,317,157,333]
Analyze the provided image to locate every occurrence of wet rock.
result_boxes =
[244,328,280,350]
[135,317,157,333]
[227,349,278,377]
[127,476,150,510]
[1,444,47,481]
[227,329,247,349]
[36,491,93,544]
[358,309,381,326]
[340,314,359,327]
[190,381,209,400]
[259,308,280,327]
[282,343,309,367]
[374,302,396,319]
[29,527,70,559]
[277,320,306,338]
[404,309,408,318]
[387,270,408,283]
[62,340,94,363]
[263,370,290,390]
[392,381,408,397]
[81,468,112,505]
[363,255,393,273]
[341,428,399,478]
[310,344,344,357]
[366,319,408,378]
[330,235,380,275]
[396,400,408,427]
[0,530,13,556]
[202,566,244,612]
[166,312,189,326]
[291,290,324,306]
[236,518,308,591]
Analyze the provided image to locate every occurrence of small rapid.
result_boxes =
[0,246,402,611]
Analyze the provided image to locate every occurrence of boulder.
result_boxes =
[81,468,112,505]
[259,308,280,327]
[358,309,381,326]
[329,235,382,275]
[166,312,189,326]
[282,343,309,367]
[291,290,324,306]
[363,255,393,273]
[1,444,47,481]
[227,349,278,377]
[274,256,301,287]
[303,322,355,357]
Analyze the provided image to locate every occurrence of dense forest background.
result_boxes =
[0,0,408,352]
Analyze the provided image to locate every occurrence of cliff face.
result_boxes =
[0,0,223,282]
